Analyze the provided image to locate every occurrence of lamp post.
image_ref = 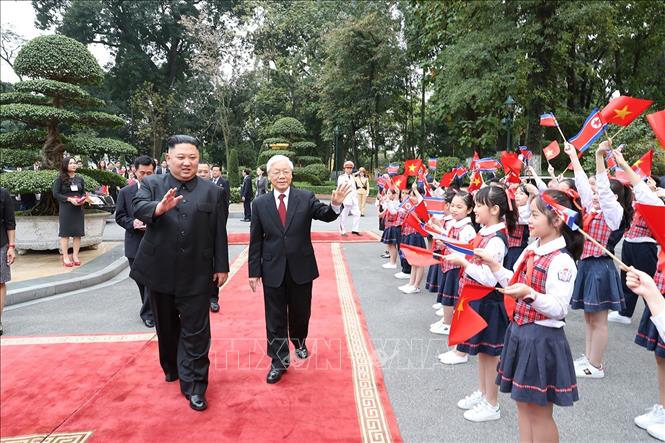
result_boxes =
[334,125,341,179]
[502,95,516,151]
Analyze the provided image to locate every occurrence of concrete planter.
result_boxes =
[15,211,109,253]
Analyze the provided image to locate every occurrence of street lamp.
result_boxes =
[334,125,341,179]
[502,96,516,151]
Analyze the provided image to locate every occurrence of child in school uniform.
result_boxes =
[565,141,631,379]
[430,191,476,339]
[504,183,532,270]
[476,189,582,441]
[441,186,515,422]
[609,149,665,440]
[397,185,426,293]
[427,189,455,309]
[379,189,401,269]
[394,188,413,280]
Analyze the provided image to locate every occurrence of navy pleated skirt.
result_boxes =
[497,322,579,406]
[381,226,401,245]
[570,256,625,312]
[426,255,445,293]
[439,268,460,307]
[635,304,665,358]
[504,246,525,271]
[400,232,426,248]
[456,291,509,356]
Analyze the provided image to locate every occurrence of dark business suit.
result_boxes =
[209,176,230,305]
[248,187,340,369]
[131,173,229,396]
[241,174,253,220]
[115,183,153,322]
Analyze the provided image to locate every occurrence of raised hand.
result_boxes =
[331,182,352,206]
[155,187,183,216]
[563,142,576,158]
[596,140,612,157]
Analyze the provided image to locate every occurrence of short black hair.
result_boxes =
[211,165,221,170]
[166,135,200,150]
[243,168,251,175]
[134,155,156,170]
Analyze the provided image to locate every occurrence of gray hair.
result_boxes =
[266,154,294,174]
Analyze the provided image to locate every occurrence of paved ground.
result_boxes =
[3,201,657,442]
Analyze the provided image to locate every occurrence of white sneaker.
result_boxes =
[635,404,665,430]
[575,361,605,379]
[573,354,588,367]
[647,422,665,441]
[432,302,443,310]
[431,320,442,328]
[457,390,484,410]
[463,399,501,422]
[403,286,421,294]
[439,350,468,365]
[382,262,397,269]
[435,308,444,316]
[608,311,631,324]
[430,322,450,335]
[398,284,413,292]
[394,272,411,279]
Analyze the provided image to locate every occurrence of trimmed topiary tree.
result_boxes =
[0,35,136,214]
[270,117,306,140]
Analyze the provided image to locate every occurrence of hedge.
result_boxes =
[291,141,317,156]
[0,103,76,124]
[14,79,104,107]
[257,149,296,166]
[0,170,100,194]
[0,92,50,105]
[67,136,137,157]
[297,155,324,166]
[0,129,47,149]
[0,148,40,168]
[270,117,306,138]
[78,168,128,187]
[76,111,126,128]
[13,35,103,85]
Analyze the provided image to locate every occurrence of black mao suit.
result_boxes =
[131,173,229,396]
[115,183,153,323]
[241,174,253,220]
[248,187,340,369]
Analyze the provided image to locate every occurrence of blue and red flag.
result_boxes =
[518,146,533,166]
[541,193,579,230]
[569,108,607,153]
[386,163,400,175]
[540,113,558,127]
[474,157,501,172]
[453,165,468,179]
[442,238,475,257]
[428,157,438,170]
[423,196,446,215]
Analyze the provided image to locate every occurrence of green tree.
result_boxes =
[0,35,135,214]
[129,81,174,159]
[227,148,240,188]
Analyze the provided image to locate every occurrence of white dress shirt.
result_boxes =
[492,236,577,328]
[464,222,507,286]
[273,187,341,214]
[575,170,623,230]
[651,311,665,339]
[625,180,664,244]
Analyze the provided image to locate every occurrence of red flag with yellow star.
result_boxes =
[600,96,653,127]
[467,170,484,192]
[632,149,653,178]
[404,159,423,176]
[392,174,408,190]
[448,282,494,346]
[647,110,665,149]
[543,140,560,161]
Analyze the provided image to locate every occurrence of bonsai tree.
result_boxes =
[0,34,136,214]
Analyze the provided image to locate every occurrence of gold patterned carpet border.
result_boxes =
[331,242,393,443]
[0,431,93,443]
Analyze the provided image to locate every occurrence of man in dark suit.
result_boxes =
[132,135,229,411]
[248,154,351,384]
[209,164,229,313]
[240,168,253,221]
[115,155,156,328]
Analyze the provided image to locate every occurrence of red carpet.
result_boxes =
[228,231,380,244]
[1,243,401,442]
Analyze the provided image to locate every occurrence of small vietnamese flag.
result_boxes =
[600,96,653,127]
[500,151,523,176]
[392,174,408,190]
[647,110,665,149]
[633,149,654,179]
[414,200,431,223]
[399,243,441,267]
[543,140,560,161]
[448,282,494,346]
[439,171,455,188]
[404,159,423,176]
[540,113,558,127]
[467,170,484,192]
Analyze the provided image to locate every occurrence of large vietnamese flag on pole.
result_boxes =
[569,108,607,153]
[600,96,653,127]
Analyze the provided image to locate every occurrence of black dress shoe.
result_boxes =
[351,231,361,236]
[295,346,309,360]
[143,319,155,328]
[187,394,207,411]
[210,301,220,313]
[165,373,178,382]
[266,367,286,384]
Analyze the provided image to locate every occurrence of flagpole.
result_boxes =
[611,126,627,141]
[555,120,568,144]
[577,228,629,271]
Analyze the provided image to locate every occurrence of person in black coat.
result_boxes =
[248,154,351,384]
[52,156,86,267]
[131,135,229,411]
[115,155,156,328]
[241,168,253,221]
[209,164,230,313]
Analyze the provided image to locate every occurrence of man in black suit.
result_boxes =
[240,168,253,221]
[115,155,156,328]
[132,135,229,411]
[248,154,351,384]
[209,164,229,313]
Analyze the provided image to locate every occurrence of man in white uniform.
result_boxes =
[337,161,361,236]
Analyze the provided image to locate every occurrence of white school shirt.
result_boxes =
[493,236,577,328]
[625,180,664,244]
[464,222,507,287]
[273,187,341,214]
[385,199,400,215]
[651,311,665,339]
[517,203,531,225]
[442,217,477,258]
[575,170,623,231]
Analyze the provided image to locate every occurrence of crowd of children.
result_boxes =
[374,140,665,441]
